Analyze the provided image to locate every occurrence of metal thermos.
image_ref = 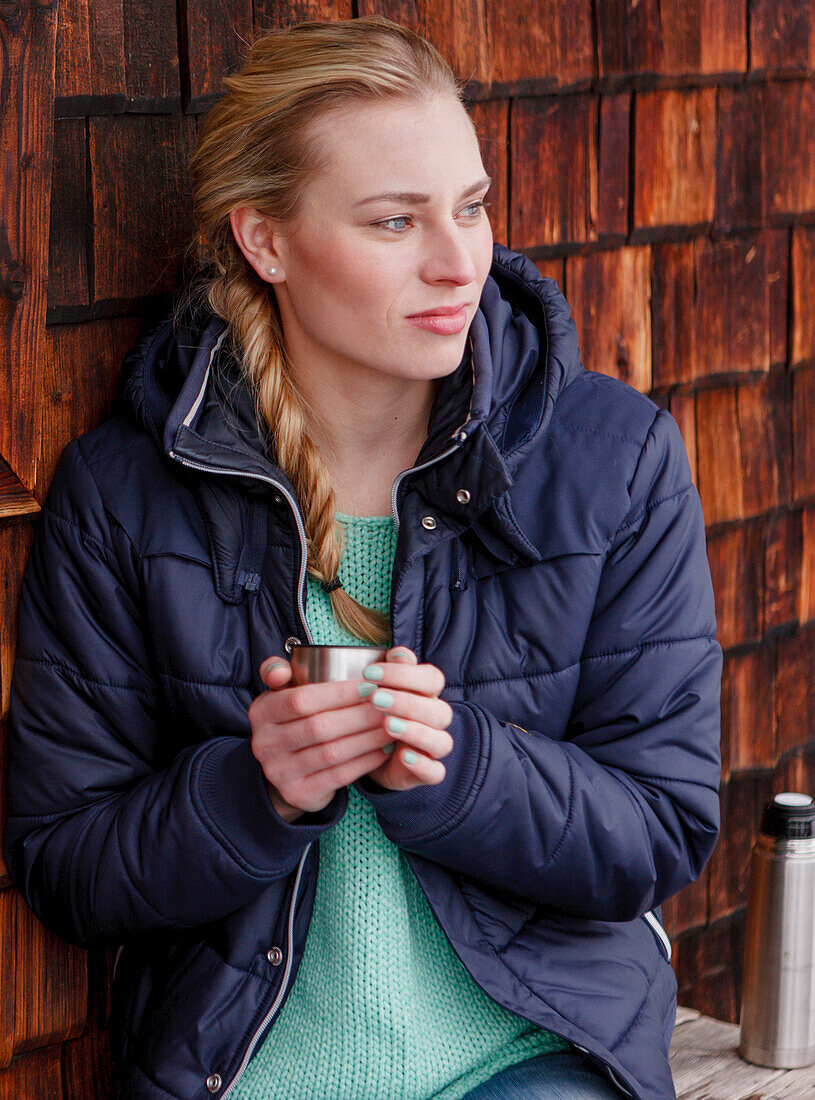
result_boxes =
[739,791,815,1068]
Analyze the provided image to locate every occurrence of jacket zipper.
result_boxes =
[389,434,465,531]
[220,844,312,1099]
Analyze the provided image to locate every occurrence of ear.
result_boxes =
[229,207,284,283]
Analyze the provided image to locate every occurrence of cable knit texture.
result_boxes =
[232,512,569,1100]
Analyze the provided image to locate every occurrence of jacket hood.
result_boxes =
[122,243,583,482]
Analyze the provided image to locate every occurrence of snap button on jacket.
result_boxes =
[4,244,722,1100]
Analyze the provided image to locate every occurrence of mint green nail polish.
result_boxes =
[382,743,395,754]
[386,716,407,735]
[372,689,394,709]
[404,751,418,765]
[357,681,377,698]
[363,665,384,681]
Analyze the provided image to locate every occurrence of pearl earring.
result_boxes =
[266,266,277,276]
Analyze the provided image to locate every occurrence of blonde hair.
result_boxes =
[187,17,466,644]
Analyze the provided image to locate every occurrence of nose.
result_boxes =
[421,219,480,286]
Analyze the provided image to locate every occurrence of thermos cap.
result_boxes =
[760,792,815,839]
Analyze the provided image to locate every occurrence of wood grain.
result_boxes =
[470,99,509,247]
[709,773,774,922]
[696,387,744,524]
[48,118,89,311]
[776,628,815,757]
[597,93,630,239]
[510,95,597,249]
[183,0,252,108]
[12,893,87,1056]
[737,374,792,518]
[597,0,746,78]
[668,392,697,485]
[792,227,815,369]
[651,242,695,386]
[0,0,58,490]
[801,507,815,626]
[90,114,197,302]
[0,1044,62,1097]
[633,89,716,231]
[0,460,39,521]
[56,0,126,98]
[0,891,13,1068]
[661,870,708,939]
[715,85,765,231]
[486,0,593,87]
[705,525,763,651]
[793,366,815,502]
[0,523,35,725]
[61,1023,113,1100]
[764,510,803,634]
[719,649,776,779]
[763,81,815,219]
[673,909,746,1024]
[750,0,815,76]
[566,247,651,392]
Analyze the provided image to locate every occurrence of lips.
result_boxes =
[406,306,469,335]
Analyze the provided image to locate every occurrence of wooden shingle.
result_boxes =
[720,649,777,779]
[764,510,804,635]
[793,366,815,502]
[485,0,593,88]
[633,89,716,232]
[763,82,815,219]
[566,247,651,392]
[792,227,815,369]
[183,0,252,108]
[0,1045,62,1098]
[89,115,197,302]
[750,0,815,76]
[705,525,763,651]
[801,507,815,627]
[48,119,89,312]
[470,99,509,248]
[777,629,815,757]
[715,85,765,231]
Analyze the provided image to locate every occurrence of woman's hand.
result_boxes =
[248,647,453,822]
[360,647,454,791]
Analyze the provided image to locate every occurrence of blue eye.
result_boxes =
[374,200,490,233]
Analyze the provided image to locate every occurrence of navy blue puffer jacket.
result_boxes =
[4,245,721,1100]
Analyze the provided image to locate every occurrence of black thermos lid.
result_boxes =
[760,792,815,839]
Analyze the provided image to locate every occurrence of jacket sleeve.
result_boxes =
[359,409,722,921]
[3,440,344,947]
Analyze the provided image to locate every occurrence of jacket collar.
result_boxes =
[124,245,583,568]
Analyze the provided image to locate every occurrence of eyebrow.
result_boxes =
[354,175,492,207]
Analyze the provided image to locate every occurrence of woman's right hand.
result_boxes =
[248,657,397,822]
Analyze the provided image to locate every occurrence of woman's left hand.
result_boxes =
[361,647,454,791]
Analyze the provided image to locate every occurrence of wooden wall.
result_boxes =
[1,0,814,1090]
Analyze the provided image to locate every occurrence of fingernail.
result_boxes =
[390,651,413,662]
[372,690,394,709]
[363,665,384,681]
[404,751,418,765]
[357,681,377,698]
[386,716,407,734]
[382,743,395,755]
[262,659,287,675]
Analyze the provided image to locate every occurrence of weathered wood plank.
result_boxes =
[0,0,58,490]
[765,510,804,634]
[0,460,39,521]
[511,95,597,249]
[61,1024,113,1100]
[0,522,35,725]
[651,242,695,386]
[48,118,89,311]
[470,99,509,248]
[256,0,353,36]
[55,0,126,98]
[706,525,763,652]
[633,89,716,231]
[184,0,252,108]
[715,85,765,230]
[89,114,197,302]
[709,772,772,926]
[122,0,179,100]
[0,891,13,1068]
[566,247,651,392]
[696,388,744,524]
[674,912,746,1026]
[776,628,815,757]
[750,0,815,76]
[597,0,746,78]
[667,392,697,485]
[486,0,593,87]
[737,374,792,517]
[12,892,87,1056]
[0,1044,62,1097]
[763,81,815,219]
[792,227,815,369]
[793,366,815,502]
[40,319,141,499]
[801,507,815,626]
[597,93,630,238]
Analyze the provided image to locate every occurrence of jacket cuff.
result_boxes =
[354,703,485,843]
[194,738,346,876]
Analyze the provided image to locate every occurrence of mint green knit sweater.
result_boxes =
[232,513,569,1099]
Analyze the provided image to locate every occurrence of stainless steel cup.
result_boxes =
[289,644,388,685]
[739,791,815,1068]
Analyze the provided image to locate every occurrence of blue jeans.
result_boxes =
[459,1051,624,1099]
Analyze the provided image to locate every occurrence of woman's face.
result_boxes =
[266,95,494,387]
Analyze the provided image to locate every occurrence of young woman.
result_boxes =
[4,17,721,1100]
